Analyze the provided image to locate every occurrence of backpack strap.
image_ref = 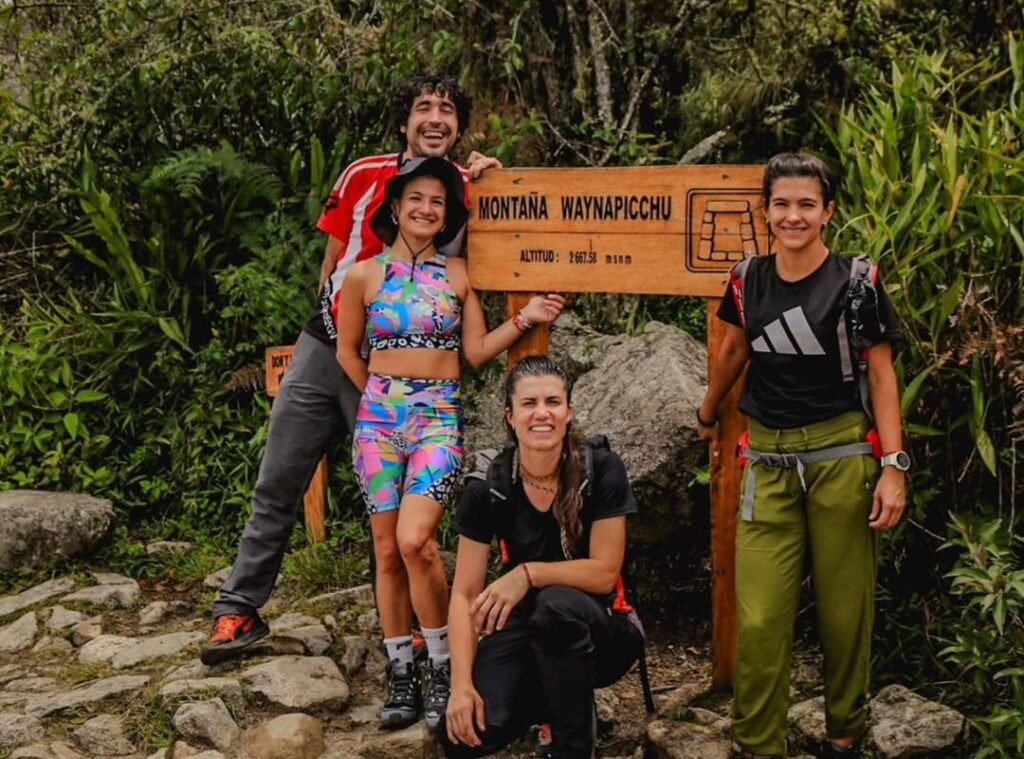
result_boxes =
[839,255,880,421]
[729,257,754,329]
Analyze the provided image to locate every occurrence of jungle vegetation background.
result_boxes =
[1,1,1022,754]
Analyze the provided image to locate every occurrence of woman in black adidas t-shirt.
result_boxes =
[438,356,643,759]
[698,153,907,759]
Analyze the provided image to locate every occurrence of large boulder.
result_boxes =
[0,491,113,571]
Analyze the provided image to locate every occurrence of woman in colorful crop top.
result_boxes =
[336,157,565,732]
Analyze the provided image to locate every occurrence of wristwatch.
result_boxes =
[880,450,911,472]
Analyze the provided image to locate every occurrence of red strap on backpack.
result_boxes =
[611,576,634,613]
[737,429,751,468]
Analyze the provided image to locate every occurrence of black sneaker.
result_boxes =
[423,659,451,731]
[381,661,421,729]
[199,611,270,665]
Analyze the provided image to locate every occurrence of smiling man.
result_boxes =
[202,74,499,672]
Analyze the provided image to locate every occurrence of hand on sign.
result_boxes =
[696,405,721,458]
[521,293,566,326]
[465,151,503,180]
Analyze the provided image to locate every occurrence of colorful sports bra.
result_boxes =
[365,252,462,352]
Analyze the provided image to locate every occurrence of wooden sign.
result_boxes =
[468,165,766,297]
[265,346,294,398]
[471,165,769,690]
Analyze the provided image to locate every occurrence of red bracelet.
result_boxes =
[520,562,534,588]
[512,312,529,333]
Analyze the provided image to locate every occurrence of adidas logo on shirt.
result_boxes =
[750,307,826,355]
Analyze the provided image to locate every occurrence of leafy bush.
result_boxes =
[827,34,1024,756]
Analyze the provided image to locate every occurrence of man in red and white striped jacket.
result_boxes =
[203,73,499,665]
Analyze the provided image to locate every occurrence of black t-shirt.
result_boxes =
[717,253,901,429]
[455,450,638,566]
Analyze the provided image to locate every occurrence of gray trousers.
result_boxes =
[213,333,361,617]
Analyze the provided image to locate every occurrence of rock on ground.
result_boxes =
[0,612,37,653]
[71,616,103,647]
[10,741,84,758]
[146,540,193,555]
[0,579,76,618]
[173,698,239,753]
[241,656,350,712]
[71,713,136,756]
[111,631,205,669]
[657,680,709,719]
[269,624,332,656]
[0,491,113,572]
[45,606,86,632]
[867,684,966,758]
[24,674,151,718]
[351,722,435,759]
[646,719,732,759]
[160,678,244,711]
[139,601,171,628]
[0,713,45,749]
[5,678,57,694]
[61,580,140,609]
[241,713,324,759]
[788,696,826,748]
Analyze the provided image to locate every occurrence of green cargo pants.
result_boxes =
[732,411,880,756]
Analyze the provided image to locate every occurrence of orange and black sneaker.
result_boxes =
[199,611,269,665]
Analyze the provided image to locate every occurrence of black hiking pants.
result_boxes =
[438,586,643,759]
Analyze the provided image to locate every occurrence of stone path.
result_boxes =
[0,563,968,758]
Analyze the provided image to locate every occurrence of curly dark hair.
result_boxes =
[392,73,472,150]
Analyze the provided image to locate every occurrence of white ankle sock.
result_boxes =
[383,634,414,666]
[420,625,450,666]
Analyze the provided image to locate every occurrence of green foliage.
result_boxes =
[941,516,1024,757]
[829,36,1023,513]
[827,35,1024,756]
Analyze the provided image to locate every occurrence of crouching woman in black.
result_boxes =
[438,355,643,759]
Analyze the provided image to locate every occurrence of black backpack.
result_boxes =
[464,435,655,713]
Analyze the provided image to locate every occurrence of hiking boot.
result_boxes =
[199,611,269,665]
[423,659,451,731]
[381,661,421,729]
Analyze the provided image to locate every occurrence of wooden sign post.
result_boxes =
[265,346,328,545]
[468,165,768,688]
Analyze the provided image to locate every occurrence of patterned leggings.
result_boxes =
[353,374,464,514]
